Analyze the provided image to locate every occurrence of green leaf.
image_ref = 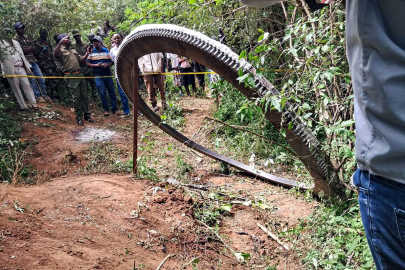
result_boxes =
[235,252,250,262]
[188,0,196,4]
[254,45,265,53]
[220,204,232,212]
[239,50,247,60]
[340,120,354,127]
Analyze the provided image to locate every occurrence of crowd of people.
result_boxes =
[0,21,209,124]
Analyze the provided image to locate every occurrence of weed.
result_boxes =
[136,155,158,181]
[83,141,131,173]
[175,154,194,174]
[161,102,185,128]
[298,200,375,269]
[0,90,36,184]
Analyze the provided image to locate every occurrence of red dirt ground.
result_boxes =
[0,98,316,269]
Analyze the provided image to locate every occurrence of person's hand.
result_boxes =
[59,36,70,44]
[97,62,104,67]
[86,46,92,54]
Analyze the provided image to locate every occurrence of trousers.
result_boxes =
[28,62,48,98]
[144,74,165,104]
[352,169,405,270]
[116,81,130,114]
[95,76,117,113]
[65,73,90,121]
[7,66,36,109]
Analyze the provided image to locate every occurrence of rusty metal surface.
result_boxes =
[115,24,341,193]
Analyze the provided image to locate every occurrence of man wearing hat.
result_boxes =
[72,29,97,101]
[13,22,50,103]
[86,36,118,116]
[34,29,59,100]
[54,34,93,125]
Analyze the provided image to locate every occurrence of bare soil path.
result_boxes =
[0,97,315,269]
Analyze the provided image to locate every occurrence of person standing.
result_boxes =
[167,53,183,95]
[241,0,405,269]
[103,20,115,38]
[34,29,59,100]
[179,56,196,96]
[193,61,206,93]
[110,33,130,117]
[72,30,97,101]
[54,34,93,125]
[13,22,50,103]
[86,36,118,116]
[0,38,37,110]
[90,21,105,39]
[138,52,167,112]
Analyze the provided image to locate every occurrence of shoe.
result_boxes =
[151,102,159,112]
[44,96,53,102]
[84,117,94,123]
[37,97,46,103]
[120,113,130,118]
[103,111,110,116]
[77,119,84,126]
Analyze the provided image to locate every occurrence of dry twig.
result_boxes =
[257,223,289,251]
[156,254,174,270]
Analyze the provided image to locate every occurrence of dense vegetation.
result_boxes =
[0,0,375,269]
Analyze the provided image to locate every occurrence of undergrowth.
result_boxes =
[83,141,132,174]
[0,84,36,184]
[300,200,374,270]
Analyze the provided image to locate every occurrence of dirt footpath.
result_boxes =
[0,98,315,269]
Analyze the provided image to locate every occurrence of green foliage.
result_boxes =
[212,81,299,173]
[136,131,159,181]
[0,86,35,184]
[83,141,131,173]
[160,101,185,128]
[175,153,194,174]
[301,200,375,269]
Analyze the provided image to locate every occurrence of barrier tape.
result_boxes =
[0,71,217,79]
[0,69,291,80]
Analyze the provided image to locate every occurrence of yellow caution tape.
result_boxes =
[1,69,295,80]
[0,71,217,79]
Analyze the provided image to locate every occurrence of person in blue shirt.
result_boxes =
[86,36,117,116]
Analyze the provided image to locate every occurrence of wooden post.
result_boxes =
[133,58,139,175]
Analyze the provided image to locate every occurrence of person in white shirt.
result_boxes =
[110,33,130,117]
[138,52,166,111]
[0,38,37,110]
[167,53,183,95]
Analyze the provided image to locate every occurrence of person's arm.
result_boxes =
[86,58,111,68]
[86,61,104,68]
[53,36,69,58]
[79,46,91,63]
[15,38,36,54]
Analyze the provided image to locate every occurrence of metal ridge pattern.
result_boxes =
[115,24,342,195]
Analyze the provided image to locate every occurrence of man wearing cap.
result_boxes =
[72,29,97,101]
[13,22,50,103]
[86,36,118,116]
[34,29,59,100]
[54,34,93,125]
